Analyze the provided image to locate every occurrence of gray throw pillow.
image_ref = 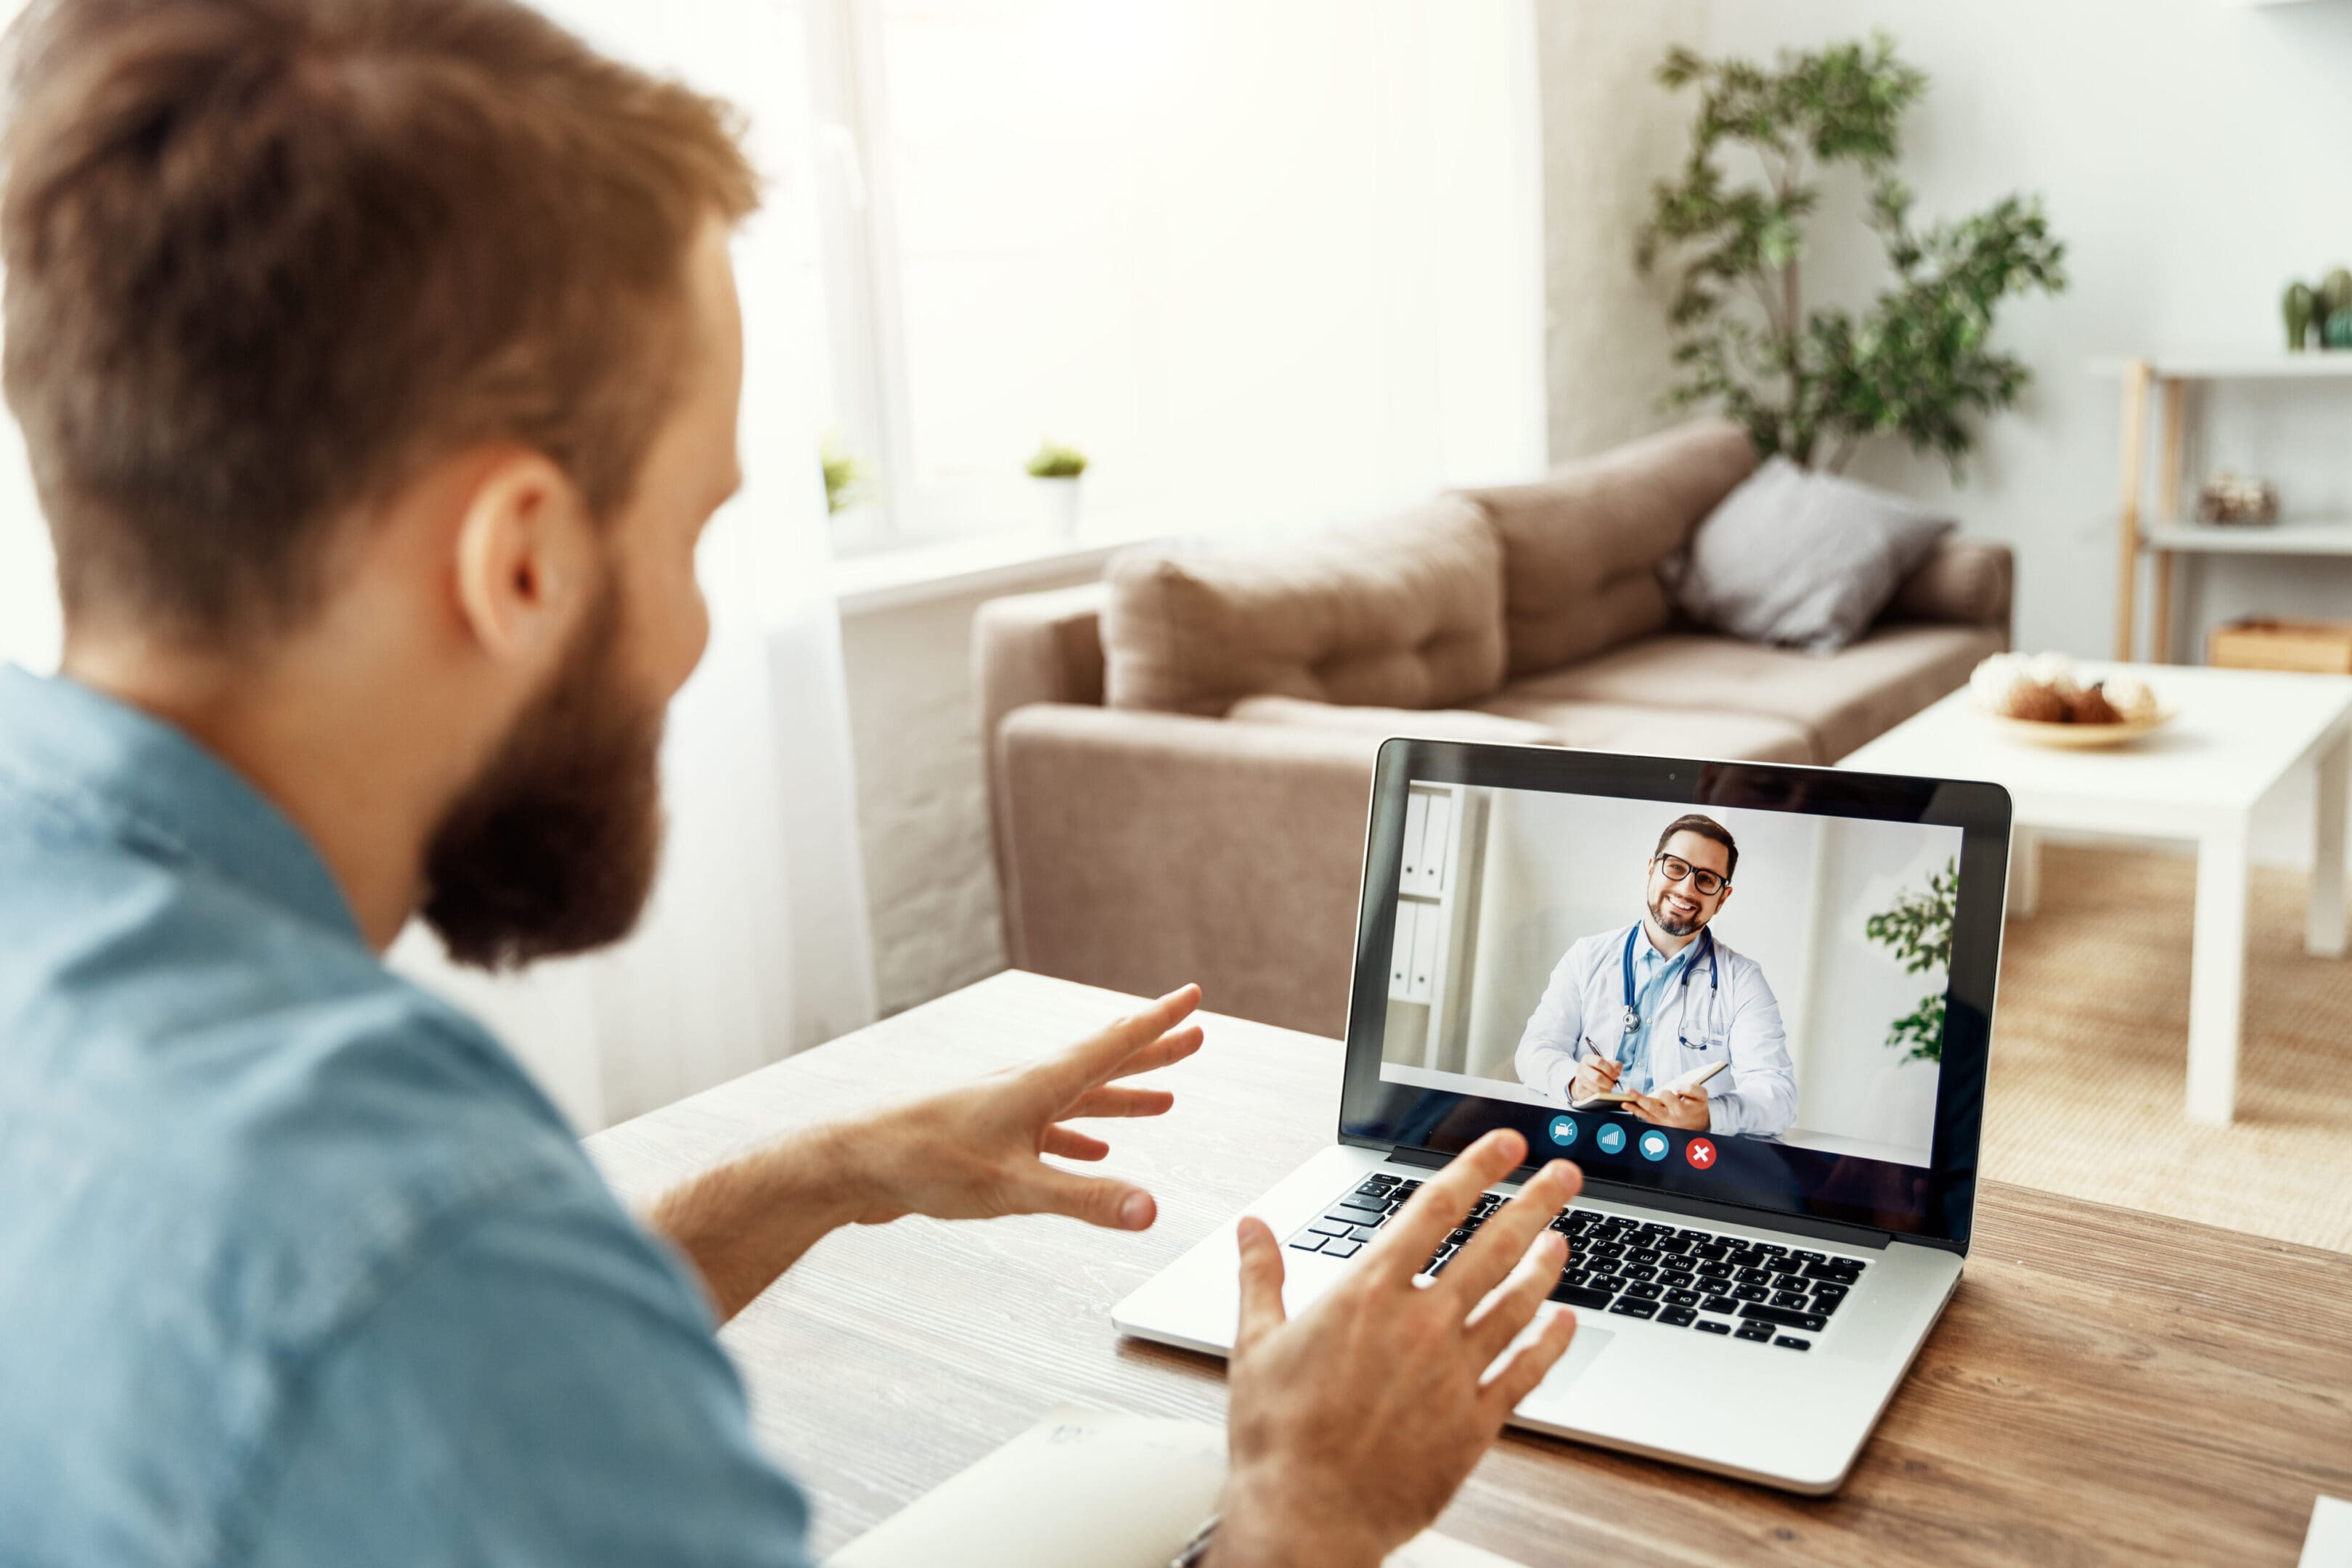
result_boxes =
[1665,458,1956,655]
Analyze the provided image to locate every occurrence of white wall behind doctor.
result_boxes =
[1792,819,1963,1157]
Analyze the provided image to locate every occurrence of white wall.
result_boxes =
[1790,817,1959,1159]
[1538,0,2352,667]
[838,570,1095,1015]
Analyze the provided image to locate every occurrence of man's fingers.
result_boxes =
[1043,987,1202,1099]
[1366,1129,1528,1285]
[1463,1230,1566,1365]
[1439,1159,1581,1307]
[1040,1124,1110,1160]
[1591,1057,1621,1083]
[1098,1024,1204,1085]
[1233,1215,1289,1355]
[1028,1164,1156,1231]
[1063,1084,1177,1121]
[1480,1306,1577,1418]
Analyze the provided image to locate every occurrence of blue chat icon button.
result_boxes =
[1548,1115,1578,1148]
[1638,1128,1671,1162]
[1594,1122,1628,1156]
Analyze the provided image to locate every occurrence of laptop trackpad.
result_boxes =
[1521,1322,1612,1410]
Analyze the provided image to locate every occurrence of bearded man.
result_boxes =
[1514,814,1798,1138]
[0,2,1575,1564]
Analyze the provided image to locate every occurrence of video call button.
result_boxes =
[1637,1129,1671,1162]
[1594,1122,1628,1156]
[1686,1137,1717,1170]
[1548,1115,1578,1148]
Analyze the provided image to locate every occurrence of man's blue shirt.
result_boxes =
[0,666,814,1567]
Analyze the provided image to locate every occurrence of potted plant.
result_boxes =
[1637,36,2067,477]
[1864,857,1957,1064]
[820,430,870,516]
[1026,439,1087,539]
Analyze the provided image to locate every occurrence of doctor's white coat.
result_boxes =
[1513,922,1798,1138]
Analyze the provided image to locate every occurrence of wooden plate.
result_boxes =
[1979,708,2176,748]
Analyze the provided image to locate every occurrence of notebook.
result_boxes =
[827,1404,1527,1568]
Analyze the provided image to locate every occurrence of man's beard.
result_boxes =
[1649,888,1707,939]
[421,581,666,971]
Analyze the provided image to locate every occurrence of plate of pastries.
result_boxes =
[1969,653,2173,748]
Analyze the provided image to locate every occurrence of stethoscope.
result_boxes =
[1618,923,1720,1049]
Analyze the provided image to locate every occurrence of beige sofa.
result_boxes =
[975,421,2010,1037]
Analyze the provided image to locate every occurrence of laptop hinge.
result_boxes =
[1386,1146,1453,1170]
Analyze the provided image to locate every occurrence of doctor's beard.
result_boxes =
[1649,885,1709,939]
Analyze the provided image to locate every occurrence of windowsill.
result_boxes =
[830,523,1169,617]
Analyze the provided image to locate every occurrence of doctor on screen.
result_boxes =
[1514,813,1797,1137]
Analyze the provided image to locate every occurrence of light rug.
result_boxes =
[1983,844,2352,1254]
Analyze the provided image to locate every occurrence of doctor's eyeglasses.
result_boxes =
[1651,854,1729,897]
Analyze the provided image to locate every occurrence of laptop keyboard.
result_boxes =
[1287,1171,1868,1352]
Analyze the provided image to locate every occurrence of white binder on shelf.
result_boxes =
[1408,897,1441,1003]
[1400,791,1429,889]
[1389,901,1418,998]
[1417,793,1453,897]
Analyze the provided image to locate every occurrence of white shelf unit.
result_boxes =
[2101,354,2352,660]
[1384,783,1489,1074]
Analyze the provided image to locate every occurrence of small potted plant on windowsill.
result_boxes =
[1026,439,1087,539]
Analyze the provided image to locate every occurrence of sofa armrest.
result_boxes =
[976,583,1111,892]
[1885,536,2012,642]
[994,705,1380,1037]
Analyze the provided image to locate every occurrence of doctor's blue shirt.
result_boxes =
[0,666,816,1567]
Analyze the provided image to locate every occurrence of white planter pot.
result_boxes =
[1032,475,1082,539]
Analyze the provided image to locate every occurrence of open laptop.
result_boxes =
[1113,738,2010,1494]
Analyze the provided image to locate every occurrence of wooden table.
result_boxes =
[587,971,2352,1567]
[1842,662,2352,1126]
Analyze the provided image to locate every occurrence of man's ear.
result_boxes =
[451,450,595,665]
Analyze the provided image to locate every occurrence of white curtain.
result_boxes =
[394,0,875,1130]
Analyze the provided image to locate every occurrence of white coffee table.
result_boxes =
[1840,663,2352,1126]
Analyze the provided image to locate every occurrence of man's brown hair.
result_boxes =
[0,0,759,642]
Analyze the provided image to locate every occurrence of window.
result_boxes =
[808,0,1548,558]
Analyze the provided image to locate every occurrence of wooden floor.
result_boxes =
[1985,844,2352,1251]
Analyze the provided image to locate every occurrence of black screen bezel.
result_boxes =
[1340,739,2010,1253]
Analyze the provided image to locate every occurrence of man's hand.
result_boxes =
[651,985,1203,1320]
[1628,1082,1709,1130]
[1569,1052,1621,1104]
[1206,1131,1583,1568]
[838,984,1204,1230]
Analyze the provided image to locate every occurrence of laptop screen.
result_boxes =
[1339,740,2009,1250]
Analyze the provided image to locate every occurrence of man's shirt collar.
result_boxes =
[0,663,363,942]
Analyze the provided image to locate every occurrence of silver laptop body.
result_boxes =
[1114,739,2009,1495]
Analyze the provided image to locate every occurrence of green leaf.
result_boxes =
[1638,35,2064,475]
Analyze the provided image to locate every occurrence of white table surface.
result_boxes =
[1841,664,2352,1126]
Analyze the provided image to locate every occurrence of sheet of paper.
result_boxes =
[2301,1495,2352,1568]
[828,1404,1528,1568]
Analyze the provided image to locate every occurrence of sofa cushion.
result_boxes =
[1668,459,1956,654]
[1225,695,1558,746]
[1466,693,1813,764]
[1463,420,1757,678]
[1495,624,2001,763]
[1102,497,1506,715]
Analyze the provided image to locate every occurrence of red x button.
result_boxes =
[1686,1137,1717,1169]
